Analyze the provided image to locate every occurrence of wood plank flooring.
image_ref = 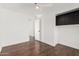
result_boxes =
[0,40,79,56]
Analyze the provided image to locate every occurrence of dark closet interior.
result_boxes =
[56,8,79,26]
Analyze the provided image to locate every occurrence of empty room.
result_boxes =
[0,3,79,56]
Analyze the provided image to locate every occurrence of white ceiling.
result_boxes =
[0,3,54,21]
[0,3,79,15]
[0,3,53,14]
[1,3,79,20]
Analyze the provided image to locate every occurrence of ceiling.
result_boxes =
[0,3,79,15]
[0,3,53,14]
[0,3,54,20]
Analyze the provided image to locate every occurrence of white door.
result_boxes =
[35,19,41,40]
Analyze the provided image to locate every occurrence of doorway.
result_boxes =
[34,19,41,41]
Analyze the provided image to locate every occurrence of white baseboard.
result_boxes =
[53,43,57,46]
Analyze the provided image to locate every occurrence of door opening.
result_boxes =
[34,19,41,41]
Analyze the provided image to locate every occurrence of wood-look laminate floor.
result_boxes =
[0,40,79,56]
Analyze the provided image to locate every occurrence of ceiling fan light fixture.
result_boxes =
[35,3,40,10]
[36,6,40,9]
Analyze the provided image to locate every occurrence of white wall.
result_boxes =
[54,3,79,49]
[56,25,79,49]
[41,3,79,49]
[0,7,34,50]
[41,7,55,46]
